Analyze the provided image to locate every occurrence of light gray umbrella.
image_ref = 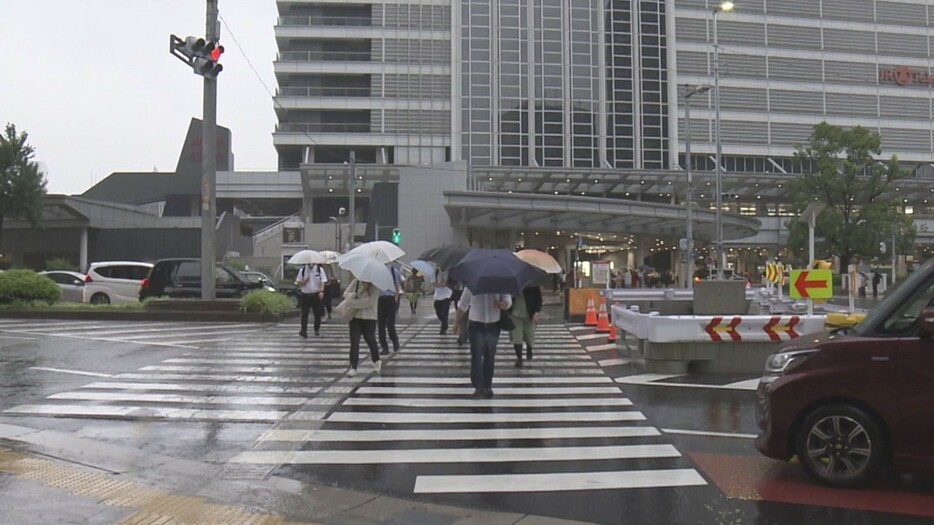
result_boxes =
[287,250,326,265]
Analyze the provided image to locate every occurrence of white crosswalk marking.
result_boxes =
[0,319,266,348]
[228,323,707,495]
[6,320,707,496]
[3,320,346,422]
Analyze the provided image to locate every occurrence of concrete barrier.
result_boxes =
[611,304,825,374]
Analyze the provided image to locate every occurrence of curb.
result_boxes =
[0,308,300,323]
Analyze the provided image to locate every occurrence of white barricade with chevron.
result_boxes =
[611,305,825,344]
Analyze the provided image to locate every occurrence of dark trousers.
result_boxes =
[349,318,379,369]
[377,295,400,352]
[300,293,324,335]
[468,321,501,389]
[457,308,469,346]
[434,298,452,333]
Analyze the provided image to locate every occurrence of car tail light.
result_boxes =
[84,274,93,283]
[140,278,149,289]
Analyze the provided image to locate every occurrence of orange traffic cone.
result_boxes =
[584,295,598,326]
[607,301,619,342]
[596,301,610,332]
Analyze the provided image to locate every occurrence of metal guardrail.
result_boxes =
[602,288,761,301]
[254,213,302,244]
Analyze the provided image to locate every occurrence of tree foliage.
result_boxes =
[786,122,915,270]
[0,123,48,246]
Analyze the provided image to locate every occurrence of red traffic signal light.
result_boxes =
[210,45,224,61]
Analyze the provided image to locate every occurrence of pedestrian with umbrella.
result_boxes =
[451,249,540,399]
[403,268,426,317]
[510,250,555,367]
[432,267,454,335]
[336,255,395,376]
[288,250,328,338]
[377,262,403,355]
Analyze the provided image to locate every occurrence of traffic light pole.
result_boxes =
[200,0,219,300]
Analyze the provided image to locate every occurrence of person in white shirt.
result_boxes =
[295,264,328,337]
[432,268,454,334]
[453,288,512,399]
[377,263,403,355]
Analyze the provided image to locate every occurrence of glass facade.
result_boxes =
[459,0,670,170]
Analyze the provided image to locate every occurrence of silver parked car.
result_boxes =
[40,270,86,303]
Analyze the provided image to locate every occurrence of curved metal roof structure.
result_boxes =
[443,191,761,241]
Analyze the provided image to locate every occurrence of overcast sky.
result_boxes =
[0,1,278,195]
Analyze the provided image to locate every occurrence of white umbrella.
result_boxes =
[339,240,405,265]
[319,250,341,264]
[339,253,395,291]
[287,250,326,265]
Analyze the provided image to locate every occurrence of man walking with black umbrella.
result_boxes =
[453,288,511,399]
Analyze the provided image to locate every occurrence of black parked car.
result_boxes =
[139,258,271,300]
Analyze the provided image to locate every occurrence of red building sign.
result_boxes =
[879,65,934,87]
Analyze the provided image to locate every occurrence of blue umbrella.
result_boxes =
[410,259,436,278]
[450,249,543,295]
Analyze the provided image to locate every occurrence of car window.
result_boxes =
[129,266,151,280]
[108,266,131,279]
[150,263,173,282]
[243,273,262,283]
[94,266,113,278]
[216,267,238,285]
[176,262,200,280]
[881,279,934,335]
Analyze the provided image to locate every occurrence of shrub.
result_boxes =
[45,257,77,271]
[0,270,62,305]
[240,289,294,315]
[226,259,247,271]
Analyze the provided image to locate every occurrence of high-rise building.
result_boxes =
[272,0,933,272]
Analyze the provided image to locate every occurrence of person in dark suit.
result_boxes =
[508,285,543,367]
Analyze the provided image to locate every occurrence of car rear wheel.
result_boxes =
[795,404,887,488]
[90,293,111,305]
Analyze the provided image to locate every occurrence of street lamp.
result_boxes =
[683,83,711,288]
[713,0,734,278]
[328,215,342,252]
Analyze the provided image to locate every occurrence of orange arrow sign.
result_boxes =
[791,269,832,299]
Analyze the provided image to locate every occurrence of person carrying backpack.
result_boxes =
[295,263,328,337]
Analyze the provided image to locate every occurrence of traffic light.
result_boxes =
[170,34,224,78]
[391,228,401,245]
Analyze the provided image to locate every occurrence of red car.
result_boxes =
[756,258,934,487]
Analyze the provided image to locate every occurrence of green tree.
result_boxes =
[786,122,914,272]
[0,123,48,254]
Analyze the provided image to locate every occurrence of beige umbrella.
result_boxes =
[514,249,562,274]
[319,250,341,264]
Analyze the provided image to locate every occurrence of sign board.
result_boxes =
[789,269,833,299]
[592,260,611,285]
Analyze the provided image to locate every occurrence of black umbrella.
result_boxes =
[450,249,543,295]
[418,245,473,268]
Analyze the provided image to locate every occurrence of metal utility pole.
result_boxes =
[712,1,733,279]
[200,0,219,300]
[683,84,711,289]
[348,150,356,250]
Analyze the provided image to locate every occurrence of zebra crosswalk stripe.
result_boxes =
[414,469,708,494]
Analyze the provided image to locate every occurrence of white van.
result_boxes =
[83,261,153,304]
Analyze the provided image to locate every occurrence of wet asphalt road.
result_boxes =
[0,316,932,525]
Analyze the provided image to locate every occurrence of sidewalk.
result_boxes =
[0,421,596,525]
